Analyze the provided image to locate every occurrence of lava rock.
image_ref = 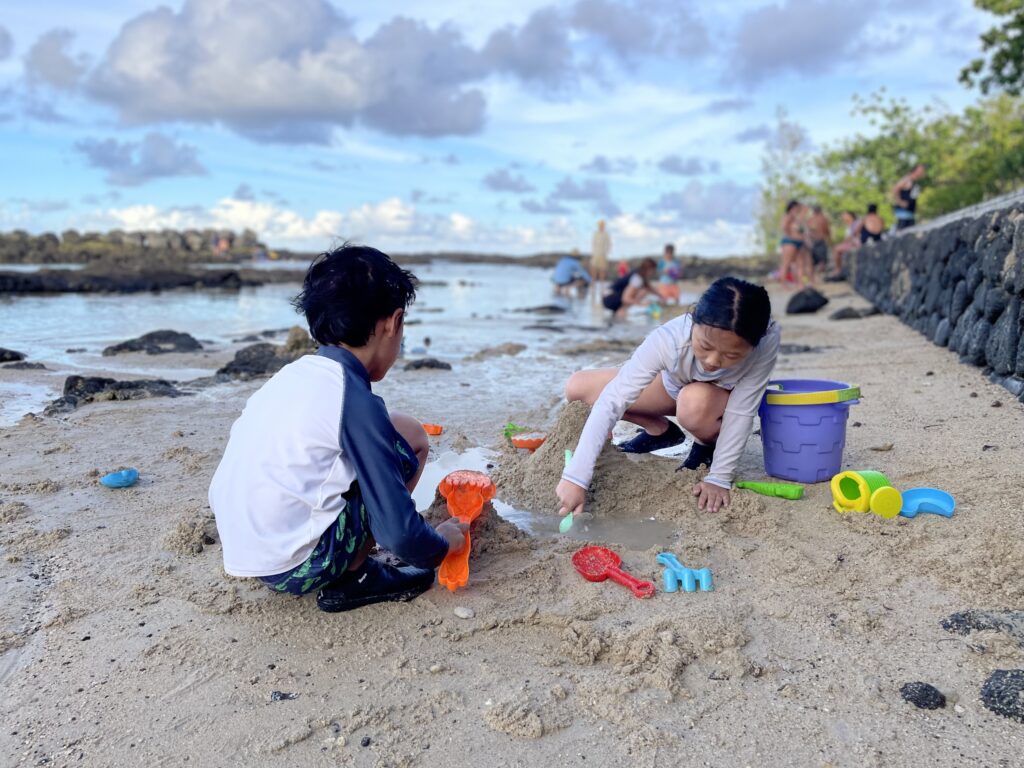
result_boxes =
[512,304,567,314]
[949,280,969,325]
[785,287,829,315]
[985,298,1020,375]
[980,669,1024,723]
[778,344,824,354]
[3,361,47,370]
[933,318,952,347]
[217,343,290,379]
[900,682,946,710]
[963,317,993,366]
[102,330,203,356]
[403,357,452,371]
[44,375,182,415]
[0,347,26,362]
[829,307,863,320]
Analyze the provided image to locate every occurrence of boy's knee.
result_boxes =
[390,412,428,456]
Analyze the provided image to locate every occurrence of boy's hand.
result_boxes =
[556,479,587,518]
[435,519,469,553]
[692,481,730,513]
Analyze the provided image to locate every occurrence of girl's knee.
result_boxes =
[676,383,727,438]
[565,371,587,402]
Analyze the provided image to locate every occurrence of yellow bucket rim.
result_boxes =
[765,386,860,406]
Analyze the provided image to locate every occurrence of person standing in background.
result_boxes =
[806,205,832,277]
[590,220,612,288]
[891,164,926,230]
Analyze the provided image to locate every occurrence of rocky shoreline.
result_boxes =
[0,227,776,294]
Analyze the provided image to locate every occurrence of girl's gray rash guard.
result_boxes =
[562,313,780,490]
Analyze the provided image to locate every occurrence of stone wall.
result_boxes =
[850,200,1024,402]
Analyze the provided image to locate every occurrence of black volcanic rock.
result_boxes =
[103,330,203,356]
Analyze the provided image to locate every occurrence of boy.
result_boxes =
[208,245,467,613]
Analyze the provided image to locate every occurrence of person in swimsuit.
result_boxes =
[656,243,683,304]
[558,277,779,515]
[779,200,807,286]
[861,203,885,243]
[891,164,925,230]
[806,205,832,275]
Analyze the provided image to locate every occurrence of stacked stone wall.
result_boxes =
[850,202,1024,402]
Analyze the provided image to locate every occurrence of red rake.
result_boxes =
[571,545,655,599]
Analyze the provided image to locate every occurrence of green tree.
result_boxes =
[805,92,1024,223]
[960,0,1024,96]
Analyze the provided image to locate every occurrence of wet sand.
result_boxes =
[2,281,1023,766]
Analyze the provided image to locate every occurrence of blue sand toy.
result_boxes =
[100,468,139,488]
[899,487,955,518]
[656,552,713,593]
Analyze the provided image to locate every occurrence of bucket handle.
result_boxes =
[764,384,860,406]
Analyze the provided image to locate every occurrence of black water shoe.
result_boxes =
[618,421,686,454]
[317,557,435,613]
[675,440,716,471]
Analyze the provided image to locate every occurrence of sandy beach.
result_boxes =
[2,279,1023,767]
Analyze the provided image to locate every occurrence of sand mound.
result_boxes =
[0,501,31,524]
[423,492,532,558]
[492,401,763,523]
[166,509,219,555]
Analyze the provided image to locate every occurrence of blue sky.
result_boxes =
[0,0,991,256]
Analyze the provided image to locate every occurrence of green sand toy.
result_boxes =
[559,450,575,533]
[735,480,805,500]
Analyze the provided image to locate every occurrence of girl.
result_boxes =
[557,276,779,515]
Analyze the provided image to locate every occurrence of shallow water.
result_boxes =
[0,261,694,425]
[415,447,679,552]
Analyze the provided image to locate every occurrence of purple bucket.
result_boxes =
[758,379,860,483]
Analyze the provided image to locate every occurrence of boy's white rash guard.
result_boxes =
[562,314,780,490]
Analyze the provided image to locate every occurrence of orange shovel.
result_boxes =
[437,470,496,591]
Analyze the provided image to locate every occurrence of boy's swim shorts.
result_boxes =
[259,434,419,595]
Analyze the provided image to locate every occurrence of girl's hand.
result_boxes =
[556,479,587,518]
[692,481,730,513]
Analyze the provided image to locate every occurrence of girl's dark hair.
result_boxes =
[867,202,878,214]
[292,244,418,346]
[693,276,772,347]
[785,199,800,212]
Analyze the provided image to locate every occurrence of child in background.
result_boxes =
[552,251,591,297]
[558,277,779,515]
[656,243,682,304]
[603,258,659,319]
[208,245,467,613]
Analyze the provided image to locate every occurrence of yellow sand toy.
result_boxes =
[830,470,903,519]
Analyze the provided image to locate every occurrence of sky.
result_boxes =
[0,0,993,257]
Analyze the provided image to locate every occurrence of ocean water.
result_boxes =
[0,261,694,425]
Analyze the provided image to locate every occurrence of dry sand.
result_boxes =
[2,282,1024,766]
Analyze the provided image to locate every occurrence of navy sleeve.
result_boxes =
[339,381,449,569]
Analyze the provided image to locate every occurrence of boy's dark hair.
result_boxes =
[785,199,800,212]
[867,203,879,214]
[693,276,772,347]
[664,243,675,255]
[292,244,418,347]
